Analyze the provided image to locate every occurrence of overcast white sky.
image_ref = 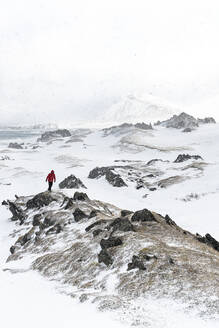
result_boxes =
[1,0,219,125]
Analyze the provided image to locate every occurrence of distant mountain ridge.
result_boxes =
[96,94,181,126]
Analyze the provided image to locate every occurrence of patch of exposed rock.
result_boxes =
[88,166,128,187]
[37,129,71,142]
[8,142,23,149]
[174,154,203,163]
[102,122,153,137]
[155,112,216,130]
[59,174,87,189]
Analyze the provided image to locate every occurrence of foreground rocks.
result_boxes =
[4,191,219,323]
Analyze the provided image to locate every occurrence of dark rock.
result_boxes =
[135,122,153,130]
[131,209,155,222]
[164,215,176,226]
[33,214,42,226]
[98,249,113,266]
[43,216,56,227]
[197,233,219,252]
[88,166,127,187]
[174,154,203,163]
[146,174,155,178]
[2,200,8,205]
[127,255,146,271]
[8,142,23,149]
[73,208,87,222]
[147,159,168,166]
[149,187,157,191]
[182,128,193,133]
[93,229,103,237]
[26,192,55,209]
[85,220,107,232]
[109,217,135,232]
[37,129,71,142]
[88,167,110,179]
[168,257,175,264]
[88,210,99,219]
[120,210,133,217]
[156,112,199,129]
[105,170,127,187]
[19,232,32,246]
[205,234,219,251]
[73,192,89,201]
[59,174,87,189]
[10,245,16,254]
[100,236,122,249]
[8,201,26,223]
[197,117,216,124]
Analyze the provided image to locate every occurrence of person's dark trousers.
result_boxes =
[48,182,53,191]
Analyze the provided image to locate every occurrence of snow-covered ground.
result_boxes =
[0,124,218,327]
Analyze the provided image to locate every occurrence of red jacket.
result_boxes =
[46,171,56,183]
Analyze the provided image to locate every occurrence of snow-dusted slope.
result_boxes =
[96,94,181,126]
[0,123,219,327]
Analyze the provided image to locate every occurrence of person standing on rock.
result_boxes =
[46,170,56,191]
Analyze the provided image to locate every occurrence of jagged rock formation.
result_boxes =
[197,117,216,124]
[37,129,71,142]
[102,122,153,137]
[174,154,203,163]
[88,166,128,187]
[4,191,219,322]
[8,142,23,149]
[59,174,87,189]
[155,112,216,130]
[88,156,206,192]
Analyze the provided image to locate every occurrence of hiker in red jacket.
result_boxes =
[46,170,56,191]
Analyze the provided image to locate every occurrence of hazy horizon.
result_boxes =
[1,0,219,125]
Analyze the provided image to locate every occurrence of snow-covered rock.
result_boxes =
[155,112,216,130]
[37,129,71,142]
[4,191,219,322]
[59,174,87,189]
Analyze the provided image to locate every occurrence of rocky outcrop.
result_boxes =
[37,129,71,142]
[26,192,55,209]
[131,209,155,222]
[196,233,219,251]
[59,174,86,189]
[8,142,23,149]
[108,217,135,232]
[73,192,89,201]
[100,236,123,249]
[155,112,198,129]
[73,208,88,222]
[197,117,216,124]
[98,249,113,266]
[5,192,219,323]
[88,166,127,187]
[7,201,26,223]
[155,112,216,130]
[102,122,153,136]
[174,154,203,163]
[127,255,146,271]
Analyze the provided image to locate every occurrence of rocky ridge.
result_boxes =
[88,154,206,191]
[3,191,219,323]
[155,112,216,130]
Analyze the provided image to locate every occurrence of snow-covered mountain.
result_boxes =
[96,94,181,126]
